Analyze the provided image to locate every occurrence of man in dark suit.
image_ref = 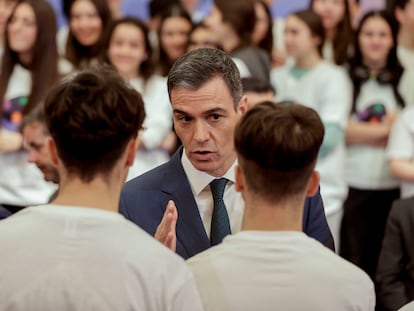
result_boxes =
[376,196,414,311]
[120,48,334,259]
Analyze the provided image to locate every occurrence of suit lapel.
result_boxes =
[160,148,210,258]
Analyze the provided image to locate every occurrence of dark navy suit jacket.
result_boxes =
[120,148,334,259]
[0,206,11,220]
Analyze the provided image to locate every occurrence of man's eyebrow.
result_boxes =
[203,108,227,115]
[173,108,190,115]
[173,108,227,115]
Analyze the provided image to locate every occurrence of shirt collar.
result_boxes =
[181,148,237,196]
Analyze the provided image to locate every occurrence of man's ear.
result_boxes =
[126,138,138,167]
[306,171,320,197]
[47,137,59,166]
[235,164,245,193]
[237,95,248,115]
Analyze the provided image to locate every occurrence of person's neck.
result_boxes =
[222,32,240,54]
[52,176,123,213]
[121,70,139,81]
[18,52,32,67]
[363,58,386,75]
[241,194,303,231]
[326,27,336,41]
[398,28,414,51]
[295,51,321,69]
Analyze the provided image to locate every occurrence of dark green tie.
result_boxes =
[210,178,231,246]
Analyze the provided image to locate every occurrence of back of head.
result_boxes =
[234,102,324,202]
[167,48,243,109]
[241,77,275,94]
[44,66,146,182]
[214,0,256,47]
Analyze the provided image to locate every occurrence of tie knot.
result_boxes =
[210,178,228,201]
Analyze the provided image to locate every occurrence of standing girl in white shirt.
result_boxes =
[0,0,60,212]
[271,9,351,249]
[103,17,172,179]
[340,10,411,280]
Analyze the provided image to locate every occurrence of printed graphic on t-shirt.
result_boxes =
[357,103,386,123]
[2,96,27,132]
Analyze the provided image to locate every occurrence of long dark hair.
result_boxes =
[348,10,404,114]
[309,0,353,65]
[64,0,112,69]
[292,9,325,57]
[253,0,273,56]
[102,17,155,82]
[157,4,192,77]
[0,0,58,118]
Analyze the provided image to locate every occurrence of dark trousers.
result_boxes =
[340,187,400,280]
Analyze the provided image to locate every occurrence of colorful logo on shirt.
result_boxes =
[357,103,386,123]
[2,96,27,132]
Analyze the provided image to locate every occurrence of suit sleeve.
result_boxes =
[119,195,130,219]
[376,202,410,311]
[302,187,335,251]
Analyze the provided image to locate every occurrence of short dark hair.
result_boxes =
[167,48,243,109]
[241,77,275,95]
[234,102,324,201]
[44,67,146,182]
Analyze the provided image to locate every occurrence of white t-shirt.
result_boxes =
[188,231,375,311]
[0,64,57,206]
[346,70,414,190]
[0,204,203,311]
[399,301,414,311]
[127,75,172,180]
[387,106,414,198]
[271,61,352,216]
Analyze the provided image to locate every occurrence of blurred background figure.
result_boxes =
[59,0,112,69]
[188,22,220,51]
[0,0,17,58]
[309,0,354,66]
[252,0,274,61]
[341,10,414,281]
[102,17,172,179]
[156,4,192,77]
[393,0,414,70]
[241,77,275,110]
[21,105,59,185]
[0,0,60,214]
[272,9,351,249]
[205,0,271,84]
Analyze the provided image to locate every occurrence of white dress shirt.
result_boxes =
[181,150,244,238]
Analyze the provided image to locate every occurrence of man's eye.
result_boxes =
[211,114,221,121]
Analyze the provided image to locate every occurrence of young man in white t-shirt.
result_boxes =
[0,67,203,311]
[187,102,375,311]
